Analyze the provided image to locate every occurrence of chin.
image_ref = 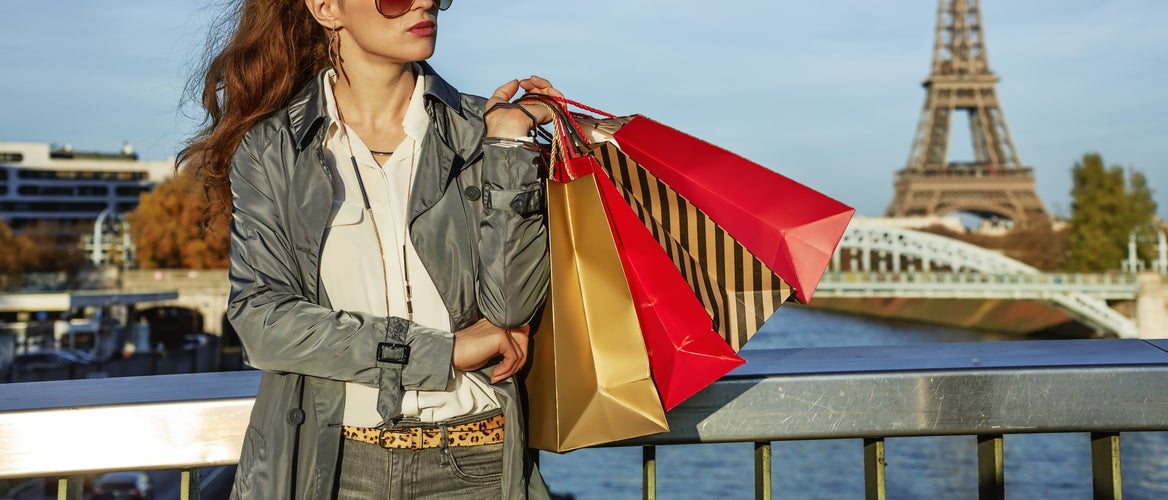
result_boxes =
[403,46,437,64]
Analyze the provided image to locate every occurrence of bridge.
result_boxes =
[814,222,1161,339]
[10,222,1161,341]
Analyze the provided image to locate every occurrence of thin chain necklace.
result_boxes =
[334,94,414,321]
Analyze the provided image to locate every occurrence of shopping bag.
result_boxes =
[587,139,794,351]
[527,95,747,408]
[594,166,745,410]
[572,110,797,351]
[525,171,670,453]
[608,116,855,304]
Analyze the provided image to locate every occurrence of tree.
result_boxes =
[127,171,230,269]
[1127,171,1161,264]
[0,218,36,273]
[22,220,88,272]
[1066,153,1159,271]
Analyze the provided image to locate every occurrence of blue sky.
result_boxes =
[2,1,1165,218]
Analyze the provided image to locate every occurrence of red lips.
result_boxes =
[408,20,436,37]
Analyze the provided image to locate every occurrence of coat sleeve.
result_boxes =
[225,128,453,419]
[477,141,550,329]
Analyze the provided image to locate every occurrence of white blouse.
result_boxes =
[318,68,500,427]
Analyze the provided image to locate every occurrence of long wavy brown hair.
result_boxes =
[180,0,330,219]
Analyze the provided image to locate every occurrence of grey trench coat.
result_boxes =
[225,63,550,499]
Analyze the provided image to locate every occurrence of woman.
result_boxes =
[182,0,557,498]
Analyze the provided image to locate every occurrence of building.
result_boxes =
[0,142,174,232]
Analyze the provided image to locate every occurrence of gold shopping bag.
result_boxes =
[525,172,670,453]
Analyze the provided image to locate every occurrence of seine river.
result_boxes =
[537,306,1168,499]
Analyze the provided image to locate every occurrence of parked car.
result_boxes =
[14,351,86,372]
[63,348,98,364]
[54,349,95,365]
[91,471,153,500]
[182,333,212,350]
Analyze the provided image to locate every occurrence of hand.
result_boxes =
[484,75,565,138]
[452,319,531,383]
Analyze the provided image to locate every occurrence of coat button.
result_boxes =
[287,408,306,426]
[464,186,482,201]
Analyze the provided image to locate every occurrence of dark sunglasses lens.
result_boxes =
[377,0,411,17]
[378,0,451,16]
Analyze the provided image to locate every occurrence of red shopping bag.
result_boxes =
[611,116,855,304]
[595,165,744,410]
[531,96,746,409]
[586,138,792,351]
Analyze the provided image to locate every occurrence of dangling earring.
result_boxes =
[327,26,341,70]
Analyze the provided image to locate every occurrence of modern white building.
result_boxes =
[0,142,174,232]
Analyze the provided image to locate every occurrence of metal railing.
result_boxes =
[815,271,1139,300]
[3,339,1168,499]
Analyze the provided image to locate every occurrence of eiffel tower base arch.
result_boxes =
[886,167,1050,225]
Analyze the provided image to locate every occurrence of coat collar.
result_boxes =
[288,61,465,152]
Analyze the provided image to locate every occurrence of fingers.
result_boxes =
[518,75,564,98]
[491,79,521,101]
[517,75,548,91]
[485,79,521,114]
[453,320,533,383]
[510,330,529,371]
[490,328,531,383]
[484,75,563,137]
[490,331,522,383]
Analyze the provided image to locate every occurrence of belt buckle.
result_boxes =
[377,427,423,451]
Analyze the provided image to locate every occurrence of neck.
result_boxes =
[332,59,416,131]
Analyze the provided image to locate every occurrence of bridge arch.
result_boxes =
[826,222,1137,338]
[831,222,1036,274]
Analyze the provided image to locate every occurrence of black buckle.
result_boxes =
[377,342,410,364]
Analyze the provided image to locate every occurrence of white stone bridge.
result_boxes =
[815,222,1168,339]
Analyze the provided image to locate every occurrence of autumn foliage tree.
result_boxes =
[0,218,36,273]
[0,218,91,279]
[127,170,230,269]
[1066,153,1158,272]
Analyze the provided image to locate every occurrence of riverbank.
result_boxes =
[802,297,1105,338]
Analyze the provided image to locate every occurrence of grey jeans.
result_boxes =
[335,411,505,500]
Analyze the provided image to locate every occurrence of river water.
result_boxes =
[536,306,1168,499]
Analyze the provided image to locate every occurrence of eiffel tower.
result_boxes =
[885,0,1049,225]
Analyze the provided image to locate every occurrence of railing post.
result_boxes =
[58,475,83,500]
[977,434,1004,500]
[864,438,886,500]
[642,445,656,500]
[1091,432,1122,500]
[755,441,772,500]
[181,467,202,500]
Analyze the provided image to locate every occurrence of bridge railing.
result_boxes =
[816,271,1139,300]
[2,339,1168,499]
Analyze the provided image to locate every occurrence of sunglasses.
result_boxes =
[376,0,453,18]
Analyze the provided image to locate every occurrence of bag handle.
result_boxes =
[547,96,617,120]
[514,94,620,182]
[517,94,586,151]
[506,96,575,182]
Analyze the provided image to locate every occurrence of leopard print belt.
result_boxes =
[342,414,505,451]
